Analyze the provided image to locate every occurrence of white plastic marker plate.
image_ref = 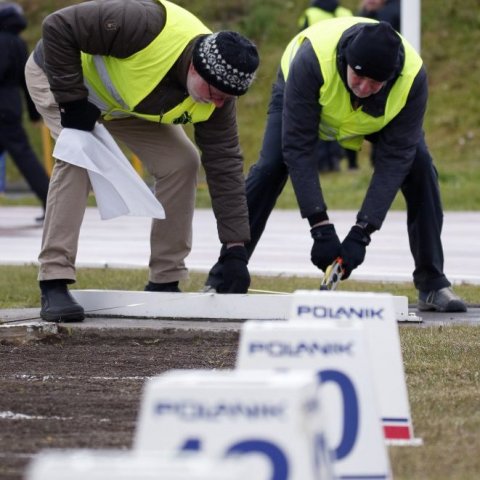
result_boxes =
[26,450,248,480]
[134,369,334,480]
[71,290,421,322]
[237,319,392,479]
[289,290,422,445]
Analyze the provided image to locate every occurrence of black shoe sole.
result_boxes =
[40,311,85,323]
[418,300,467,313]
[144,285,181,292]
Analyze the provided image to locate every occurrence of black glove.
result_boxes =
[310,223,341,272]
[340,225,371,279]
[216,245,251,294]
[203,260,223,292]
[59,98,101,131]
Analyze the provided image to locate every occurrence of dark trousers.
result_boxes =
[244,109,288,256]
[0,122,49,207]
[207,98,449,292]
[401,137,450,291]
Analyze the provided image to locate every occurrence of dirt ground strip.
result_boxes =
[0,328,239,480]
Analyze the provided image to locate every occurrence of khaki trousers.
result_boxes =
[25,54,200,284]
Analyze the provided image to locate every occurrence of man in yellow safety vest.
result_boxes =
[25,0,259,322]
[205,18,467,313]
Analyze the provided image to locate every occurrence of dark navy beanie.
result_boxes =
[345,22,401,82]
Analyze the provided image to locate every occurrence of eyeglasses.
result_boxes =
[207,83,233,104]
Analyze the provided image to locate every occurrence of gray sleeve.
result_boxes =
[357,66,428,229]
[41,0,164,103]
[282,40,328,220]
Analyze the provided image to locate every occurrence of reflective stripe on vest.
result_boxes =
[281,17,423,150]
[81,0,215,124]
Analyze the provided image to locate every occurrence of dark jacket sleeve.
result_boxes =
[194,99,250,243]
[357,66,428,229]
[41,0,163,104]
[282,40,328,220]
[18,38,41,121]
[22,79,41,121]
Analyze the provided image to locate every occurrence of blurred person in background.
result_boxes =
[0,2,49,220]
[357,0,400,32]
[298,0,352,30]
[0,150,6,194]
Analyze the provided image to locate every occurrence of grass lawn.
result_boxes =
[1,265,479,479]
[4,0,480,213]
[2,0,479,477]
[391,325,480,480]
[1,264,479,309]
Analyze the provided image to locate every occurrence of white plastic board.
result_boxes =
[134,369,334,480]
[26,450,247,480]
[289,290,421,444]
[71,290,421,322]
[236,319,392,480]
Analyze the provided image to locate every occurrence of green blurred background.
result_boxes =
[3,0,480,211]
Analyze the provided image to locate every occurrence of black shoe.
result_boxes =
[144,281,181,292]
[418,287,467,313]
[39,280,85,322]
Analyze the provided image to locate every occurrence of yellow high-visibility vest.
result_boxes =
[81,0,215,124]
[281,17,423,150]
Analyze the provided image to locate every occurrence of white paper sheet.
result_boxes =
[53,124,165,220]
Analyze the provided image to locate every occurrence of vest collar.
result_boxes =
[132,37,198,115]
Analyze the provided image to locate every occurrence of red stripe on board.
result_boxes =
[384,425,412,439]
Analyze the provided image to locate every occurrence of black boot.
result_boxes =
[144,281,181,292]
[39,280,85,322]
